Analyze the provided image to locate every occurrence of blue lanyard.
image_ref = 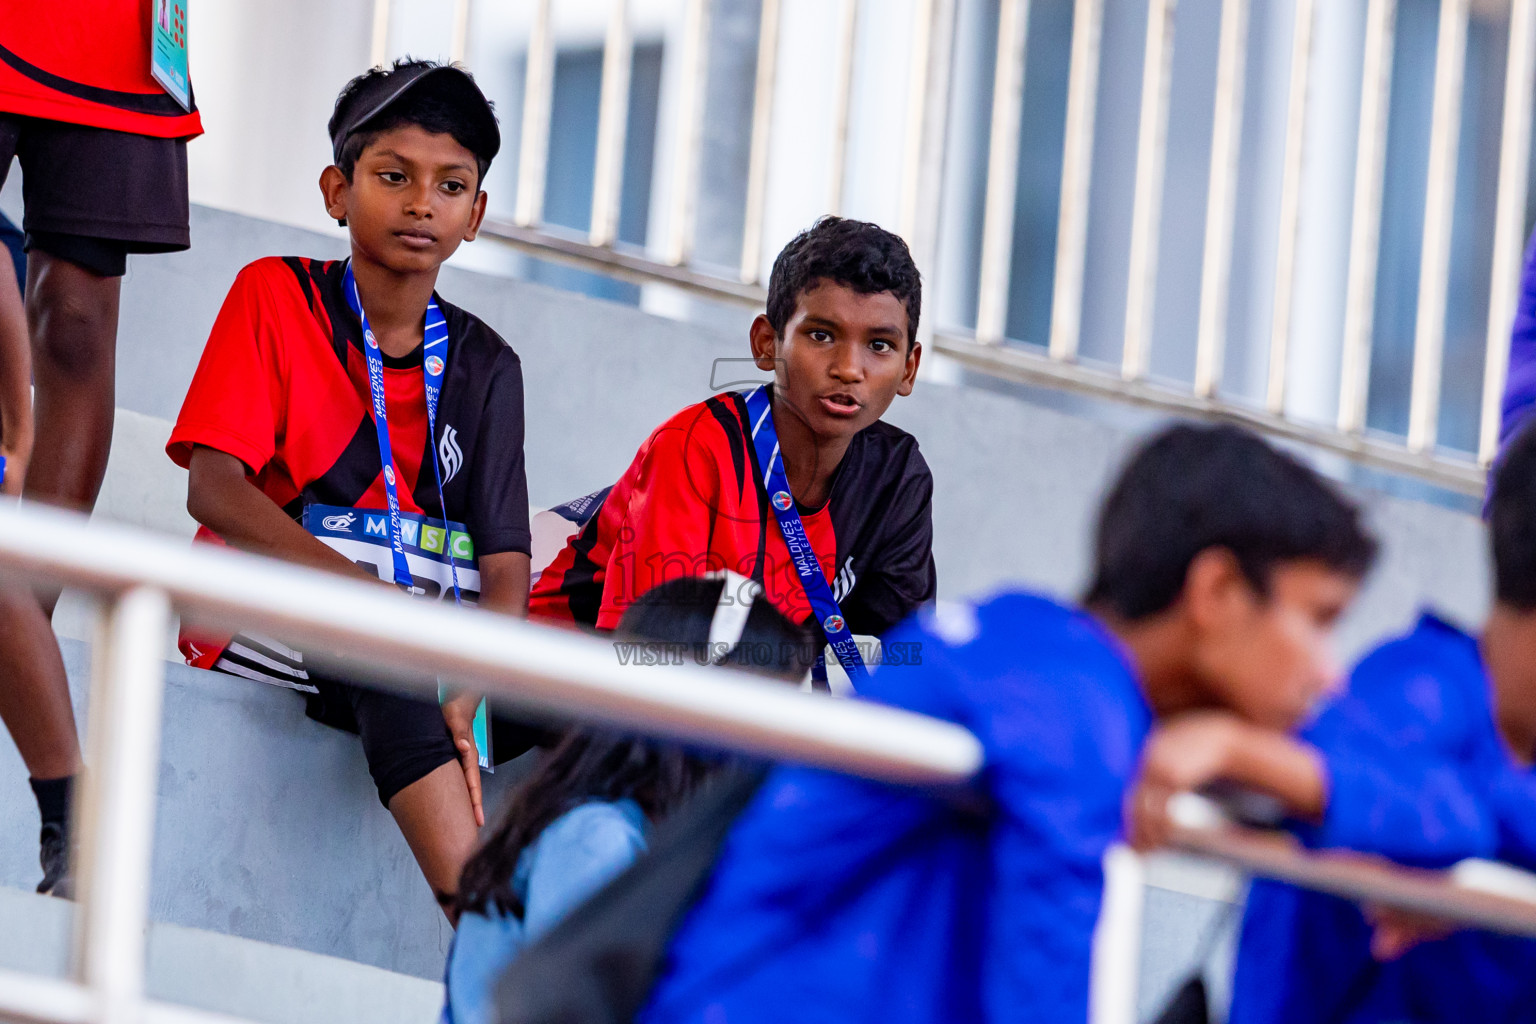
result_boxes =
[343,263,462,605]
[743,385,866,683]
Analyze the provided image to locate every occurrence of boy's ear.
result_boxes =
[749,314,778,371]
[463,190,489,242]
[897,340,923,397]
[319,166,350,226]
[1183,547,1252,634]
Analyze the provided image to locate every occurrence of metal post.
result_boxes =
[1194,0,1250,398]
[1267,0,1316,415]
[515,0,555,229]
[369,0,391,67]
[1406,0,1469,454]
[74,587,173,1024]
[1338,0,1397,435]
[739,0,781,285]
[1480,0,1536,465]
[590,0,634,248]
[827,0,862,217]
[450,0,472,65]
[899,0,959,353]
[663,0,712,266]
[1049,0,1106,362]
[976,0,1033,345]
[1122,0,1178,383]
[1089,843,1145,1024]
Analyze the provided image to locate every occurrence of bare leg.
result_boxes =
[387,760,481,921]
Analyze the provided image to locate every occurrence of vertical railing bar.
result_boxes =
[1406,0,1469,454]
[449,0,472,65]
[1267,0,1316,415]
[899,0,959,356]
[74,587,172,1024]
[663,0,712,267]
[976,0,1033,345]
[1480,0,1536,465]
[1048,0,1105,362]
[1088,843,1146,1024]
[514,0,556,229]
[1338,0,1397,435]
[590,0,634,248]
[739,0,782,285]
[827,0,862,217]
[370,0,392,67]
[1122,0,1178,383]
[1194,0,1250,398]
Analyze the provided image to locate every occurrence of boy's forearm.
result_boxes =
[0,248,32,474]
[476,551,530,618]
[1220,724,1328,823]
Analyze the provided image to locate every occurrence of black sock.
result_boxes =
[29,775,73,831]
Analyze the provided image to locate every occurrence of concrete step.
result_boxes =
[0,886,442,1024]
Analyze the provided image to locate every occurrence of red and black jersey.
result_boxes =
[530,391,936,637]
[0,0,203,138]
[168,256,530,664]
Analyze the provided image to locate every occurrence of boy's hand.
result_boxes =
[441,692,485,827]
[1129,711,1245,851]
[1365,904,1459,960]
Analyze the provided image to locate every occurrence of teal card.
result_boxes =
[150,0,192,112]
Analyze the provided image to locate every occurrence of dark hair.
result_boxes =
[765,216,922,346]
[454,575,817,918]
[1084,423,1378,620]
[1490,420,1536,610]
[330,59,496,186]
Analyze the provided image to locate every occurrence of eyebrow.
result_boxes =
[370,149,475,174]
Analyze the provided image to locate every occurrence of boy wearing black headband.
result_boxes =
[166,60,531,912]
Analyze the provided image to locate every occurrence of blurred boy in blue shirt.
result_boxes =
[1227,418,1536,1024]
[639,423,1378,1024]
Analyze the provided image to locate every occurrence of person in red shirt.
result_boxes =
[532,217,936,676]
[0,0,204,895]
[168,61,531,913]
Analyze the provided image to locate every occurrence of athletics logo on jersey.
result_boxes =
[771,491,793,511]
[425,355,445,377]
[438,425,463,485]
[365,330,379,350]
[321,512,357,532]
[383,465,396,486]
[822,613,845,635]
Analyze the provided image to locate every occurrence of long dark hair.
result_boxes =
[455,574,817,919]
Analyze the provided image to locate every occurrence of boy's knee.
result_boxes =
[27,256,120,374]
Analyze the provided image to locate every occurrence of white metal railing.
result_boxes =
[2,504,1536,1022]
[392,0,1536,497]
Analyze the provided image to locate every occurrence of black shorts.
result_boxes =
[0,115,190,278]
[303,672,549,807]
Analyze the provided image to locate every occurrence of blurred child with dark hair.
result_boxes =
[638,422,1377,1024]
[442,573,817,1024]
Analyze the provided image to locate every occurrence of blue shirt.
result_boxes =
[442,799,649,1024]
[641,591,1150,1024]
[1231,613,1536,1024]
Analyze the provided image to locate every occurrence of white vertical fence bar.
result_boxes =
[900,0,959,355]
[514,0,555,229]
[662,0,712,266]
[1121,0,1178,382]
[1048,0,1106,361]
[975,0,1033,345]
[1338,0,1397,435]
[739,0,781,285]
[369,0,391,66]
[590,0,634,248]
[1481,0,1536,465]
[827,0,861,216]
[1088,844,1146,1024]
[74,587,172,1024]
[1266,0,1316,415]
[449,0,471,65]
[1406,0,1469,454]
[1194,0,1250,398]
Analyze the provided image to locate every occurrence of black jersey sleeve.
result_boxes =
[841,440,938,638]
[464,345,533,557]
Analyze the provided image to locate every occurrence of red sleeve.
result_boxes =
[594,412,726,629]
[166,262,283,474]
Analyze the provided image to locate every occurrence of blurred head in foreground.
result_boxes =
[1085,422,1378,729]
[1484,421,1536,761]
[456,573,816,918]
